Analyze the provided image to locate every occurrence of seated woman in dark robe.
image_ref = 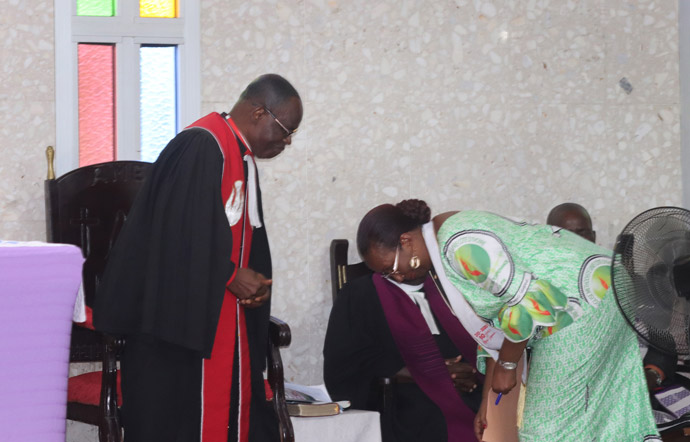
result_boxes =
[323,269,483,442]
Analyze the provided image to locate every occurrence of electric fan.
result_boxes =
[612,206,690,356]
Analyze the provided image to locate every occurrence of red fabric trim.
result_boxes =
[226,265,239,287]
[238,308,252,442]
[190,113,256,442]
[264,379,273,402]
[67,370,122,406]
[202,296,237,442]
[74,305,95,330]
[224,117,253,157]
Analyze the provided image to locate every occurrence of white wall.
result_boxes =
[0,0,681,389]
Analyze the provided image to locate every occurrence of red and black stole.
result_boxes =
[187,112,254,442]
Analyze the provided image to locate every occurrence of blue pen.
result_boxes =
[495,393,502,405]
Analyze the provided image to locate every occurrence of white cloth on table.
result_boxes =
[290,410,382,442]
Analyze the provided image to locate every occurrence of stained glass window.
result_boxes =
[140,46,178,162]
[78,44,115,166]
[56,0,198,174]
[140,0,177,18]
[76,0,115,17]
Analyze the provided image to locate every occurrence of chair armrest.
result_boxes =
[69,325,104,362]
[100,334,123,442]
[269,316,291,348]
[267,316,294,442]
[378,376,395,416]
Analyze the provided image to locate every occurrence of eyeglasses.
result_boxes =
[263,106,298,138]
[381,246,401,279]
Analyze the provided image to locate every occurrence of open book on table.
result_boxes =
[284,383,350,417]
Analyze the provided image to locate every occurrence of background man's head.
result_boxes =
[546,202,596,243]
[231,73,303,159]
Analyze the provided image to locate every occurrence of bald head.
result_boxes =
[547,203,596,243]
[236,73,301,111]
[229,73,303,159]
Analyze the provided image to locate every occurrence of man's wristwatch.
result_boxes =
[497,359,518,370]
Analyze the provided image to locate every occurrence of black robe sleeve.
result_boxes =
[323,276,404,410]
[242,179,281,440]
[94,128,234,357]
[244,178,272,374]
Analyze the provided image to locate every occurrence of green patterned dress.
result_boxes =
[437,211,659,442]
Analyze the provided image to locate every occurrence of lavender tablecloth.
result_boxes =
[0,241,83,442]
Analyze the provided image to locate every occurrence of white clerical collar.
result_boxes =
[387,279,424,293]
[223,114,261,228]
[386,279,439,335]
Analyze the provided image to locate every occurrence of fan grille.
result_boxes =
[612,206,690,356]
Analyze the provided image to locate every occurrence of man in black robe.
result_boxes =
[94,74,303,442]
[323,274,482,442]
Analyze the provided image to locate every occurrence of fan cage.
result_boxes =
[612,206,690,356]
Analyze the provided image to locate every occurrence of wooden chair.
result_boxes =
[329,238,394,414]
[45,156,294,442]
[45,159,151,442]
[267,317,295,442]
[45,157,151,442]
[329,239,374,302]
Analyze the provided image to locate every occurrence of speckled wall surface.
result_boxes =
[200,0,681,384]
[0,0,55,241]
[0,0,681,398]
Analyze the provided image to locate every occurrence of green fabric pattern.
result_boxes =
[437,211,659,442]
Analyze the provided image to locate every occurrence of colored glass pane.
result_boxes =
[140,0,177,18]
[140,46,177,162]
[76,0,115,16]
[78,44,116,166]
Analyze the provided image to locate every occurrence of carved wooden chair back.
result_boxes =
[45,160,151,442]
[329,239,373,302]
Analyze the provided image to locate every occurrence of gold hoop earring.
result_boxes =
[410,256,420,269]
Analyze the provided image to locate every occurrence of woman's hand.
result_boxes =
[475,357,495,442]
[492,338,527,395]
[474,396,489,441]
[491,363,517,395]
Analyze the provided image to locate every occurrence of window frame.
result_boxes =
[54,0,200,175]
[681,1,690,208]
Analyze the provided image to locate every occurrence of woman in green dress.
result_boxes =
[356,199,659,442]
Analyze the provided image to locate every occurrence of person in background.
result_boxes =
[94,74,303,442]
[547,202,676,391]
[546,202,596,243]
